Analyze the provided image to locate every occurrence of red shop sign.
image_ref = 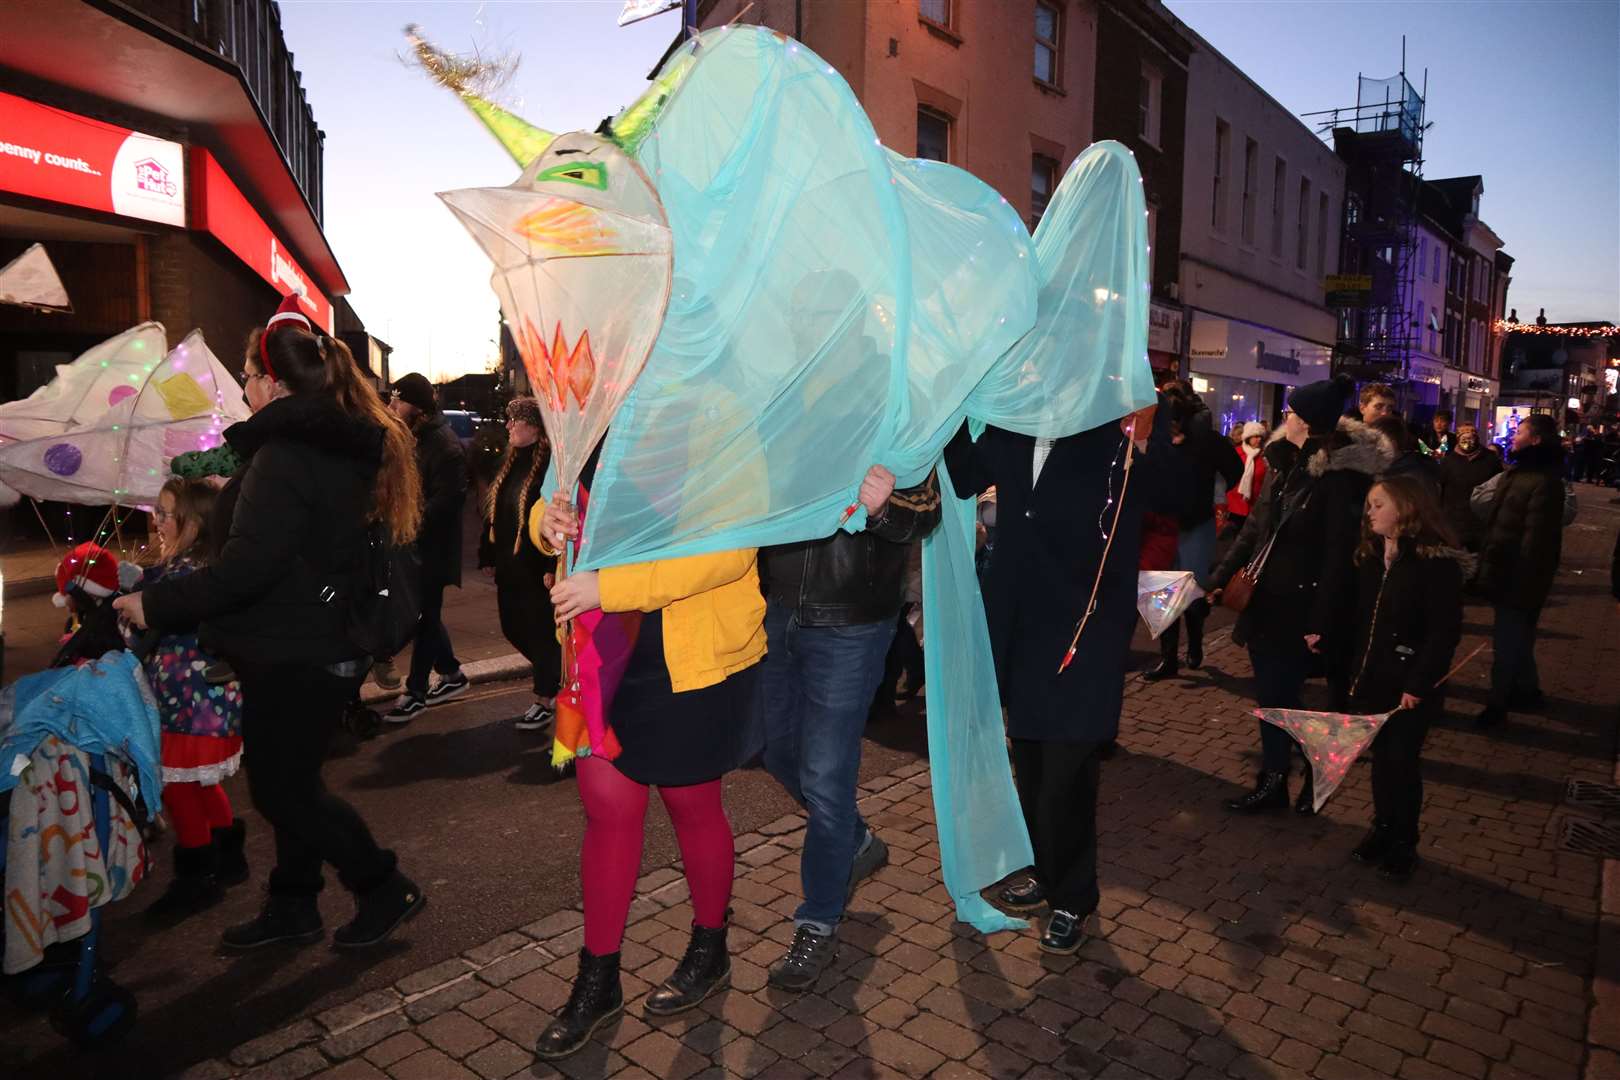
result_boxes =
[190,148,332,332]
[0,89,187,227]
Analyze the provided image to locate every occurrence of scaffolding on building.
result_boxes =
[1304,54,1428,393]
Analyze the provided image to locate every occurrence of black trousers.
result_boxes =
[406,580,462,698]
[238,663,395,896]
[497,572,561,698]
[1369,705,1436,843]
[1249,635,1311,774]
[1010,738,1101,917]
[1159,598,1209,664]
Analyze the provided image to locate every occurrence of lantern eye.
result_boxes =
[535,161,608,190]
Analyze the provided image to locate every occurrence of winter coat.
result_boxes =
[1345,540,1466,715]
[478,441,555,588]
[1209,417,1393,662]
[142,395,383,666]
[1477,442,1565,611]
[413,412,468,588]
[761,471,941,626]
[944,406,1172,742]
[1177,410,1244,531]
[1438,448,1503,550]
[1416,427,1454,457]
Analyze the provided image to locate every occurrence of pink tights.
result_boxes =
[577,756,734,956]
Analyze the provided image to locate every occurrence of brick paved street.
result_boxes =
[68,502,1620,1079]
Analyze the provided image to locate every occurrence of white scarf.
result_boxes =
[1237,443,1261,500]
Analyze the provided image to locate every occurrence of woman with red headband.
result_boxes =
[117,296,427,951]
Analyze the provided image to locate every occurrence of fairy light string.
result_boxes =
[1060,423,1138,674]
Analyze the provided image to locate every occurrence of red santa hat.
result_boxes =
[259,293,312,380]
[52,542,121,608]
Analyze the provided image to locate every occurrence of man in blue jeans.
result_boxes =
[759,463,940,992]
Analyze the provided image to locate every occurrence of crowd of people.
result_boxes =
[68,293,1578,1064]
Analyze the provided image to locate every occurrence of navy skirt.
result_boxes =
[609,611,762,787]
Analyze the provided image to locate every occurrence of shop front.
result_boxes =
[1187,311,1332,434]
[1148,300,1183,383]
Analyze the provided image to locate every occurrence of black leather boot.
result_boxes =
[144,844,223,924]
[212,819,249,887]
[1294,771,1316,815]
[1379,840,1419,881]
[536,949,624,1059]
[221,892,324,950]
[643,917,731,1016]
[1185,600,1208,670]
[334,871,426,949]
[1224,771,1288,814]
[1351,820,1393,863]
[1143,624,1180,681]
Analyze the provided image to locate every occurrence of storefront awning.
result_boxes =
[0,0,348,299]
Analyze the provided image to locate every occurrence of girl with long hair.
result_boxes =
[138,478,249,923]
[478,397,560,731]
[117,300,425,951]
[1345,474,1465,880]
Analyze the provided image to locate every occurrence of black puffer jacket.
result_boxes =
[413,412,468,588]
[1178,408,1244,531]
[1345,540,1466,714]
[1438,447,1503,549]
[1210,418,1393,658]
[761,471,941,626]
[142,395,383,666]
[1478,442,1565,611]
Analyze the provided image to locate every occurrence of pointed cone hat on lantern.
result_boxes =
[405,26,556,167]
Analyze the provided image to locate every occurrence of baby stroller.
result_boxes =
[0,648,160,1047]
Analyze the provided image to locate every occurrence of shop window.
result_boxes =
[1035,3,1060,85]
[916,106,951,163]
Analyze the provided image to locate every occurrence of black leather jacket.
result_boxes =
[762,471,942,626]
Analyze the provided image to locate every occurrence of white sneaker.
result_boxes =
[384,694,426,724]
[425,671,470,704]
[513,702,554,733]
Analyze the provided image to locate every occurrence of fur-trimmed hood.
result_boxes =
[1305,416,1396,479]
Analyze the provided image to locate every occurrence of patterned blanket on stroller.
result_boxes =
[4,734,147,973]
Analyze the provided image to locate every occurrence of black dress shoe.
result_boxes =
[996,877,1048,913]
[1294,773,1316,815]
[1350,821,1393,863]
[221,893,324,951]
[334,871,426,949]
[1224,771,1288,814]
[1379,841,1418,881]
[1140,660,1179,682]
[643,918,730,1016]
[1186,646,1204,671]
[1474,706,1506,729]
[537,949,623,1059]
[1039,909,1084,955]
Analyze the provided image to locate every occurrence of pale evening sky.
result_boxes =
[278,0,1619,382]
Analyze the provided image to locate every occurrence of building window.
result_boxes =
[1146,202,1158,284]
[919,0,951,27]
[1316,192,1329,276]
[1031,155,1057,230]
[1418,236,1426,279]
[1241,138,1258,245]
[1296,177,1311,269]
[1138,64,1162,147]
[1212,120,1230,232]
[1270,157,1286,258]
[1433,247,1442,284]
[916,106,951,163]
[1034,3,1060,85]
[1415,301,1425,351]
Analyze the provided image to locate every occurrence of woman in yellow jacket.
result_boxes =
[529,486,765,1060]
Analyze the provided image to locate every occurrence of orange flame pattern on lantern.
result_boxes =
[515,202,622,257]
[514,317,597,411]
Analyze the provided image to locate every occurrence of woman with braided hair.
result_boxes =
[479,397,561,732]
